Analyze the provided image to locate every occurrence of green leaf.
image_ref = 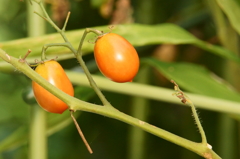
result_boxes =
[143,58,240,102]
[0,24,239,72]
[116,24,239,62]
[215,0,240,35]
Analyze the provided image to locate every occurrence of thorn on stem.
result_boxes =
[70,110,93,154]
[53,56,58,61]
[207,144,212,149]
[171,80,188,104]
[19,49,32,63]
[88,36,98,44]
[5,53,11,61]
[108,25,115,32]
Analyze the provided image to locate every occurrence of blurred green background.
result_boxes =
[0,0,240,159]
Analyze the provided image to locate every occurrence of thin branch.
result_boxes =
[76,28,102,56]
[75,28,111,106]
[171,80,207,144]
[34,11,48,22]
[40,43,72,60]
[70,110,93,154]
[62,12,71,32]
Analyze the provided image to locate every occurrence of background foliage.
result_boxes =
[0,0,239,159]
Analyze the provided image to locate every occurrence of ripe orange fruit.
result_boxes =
[94,33,139,83]
[32,60,74,114]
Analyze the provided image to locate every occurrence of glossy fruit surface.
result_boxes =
[32,60,74,114]
[94,33,139,83]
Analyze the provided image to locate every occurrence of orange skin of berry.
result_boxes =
[94,33,139,83]
[32,60,74,114]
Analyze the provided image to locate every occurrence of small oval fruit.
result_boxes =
[94,33,139,83]
[32,60,74,114]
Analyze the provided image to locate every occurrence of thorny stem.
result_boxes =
[70,110,93,154]
[171,80,207,145]
[189,99,208,145]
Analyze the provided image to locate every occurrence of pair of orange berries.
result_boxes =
[32,33,140,114]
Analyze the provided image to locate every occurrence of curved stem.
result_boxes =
[76,28,102,56]
[0,49,221,159]
[40,43,72,60]
[75,28,111,106]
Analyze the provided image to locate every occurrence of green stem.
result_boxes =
[171,80,207,145]
[27,1,47,159]
[0,49,221,159]
[66,71,240,115]
[217,114,236,158]
[34,1,70,43]
[40,43,72,60]
[62,12,71,32]
[27,1,45,36]
[38,1,72,44]
[128,66,150,159]
[188,101,207,144]
[38,1,60,32]
[29,105,47,159]
[76,54,111,106]
[75,28,111,106]
[76,28,102,56]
